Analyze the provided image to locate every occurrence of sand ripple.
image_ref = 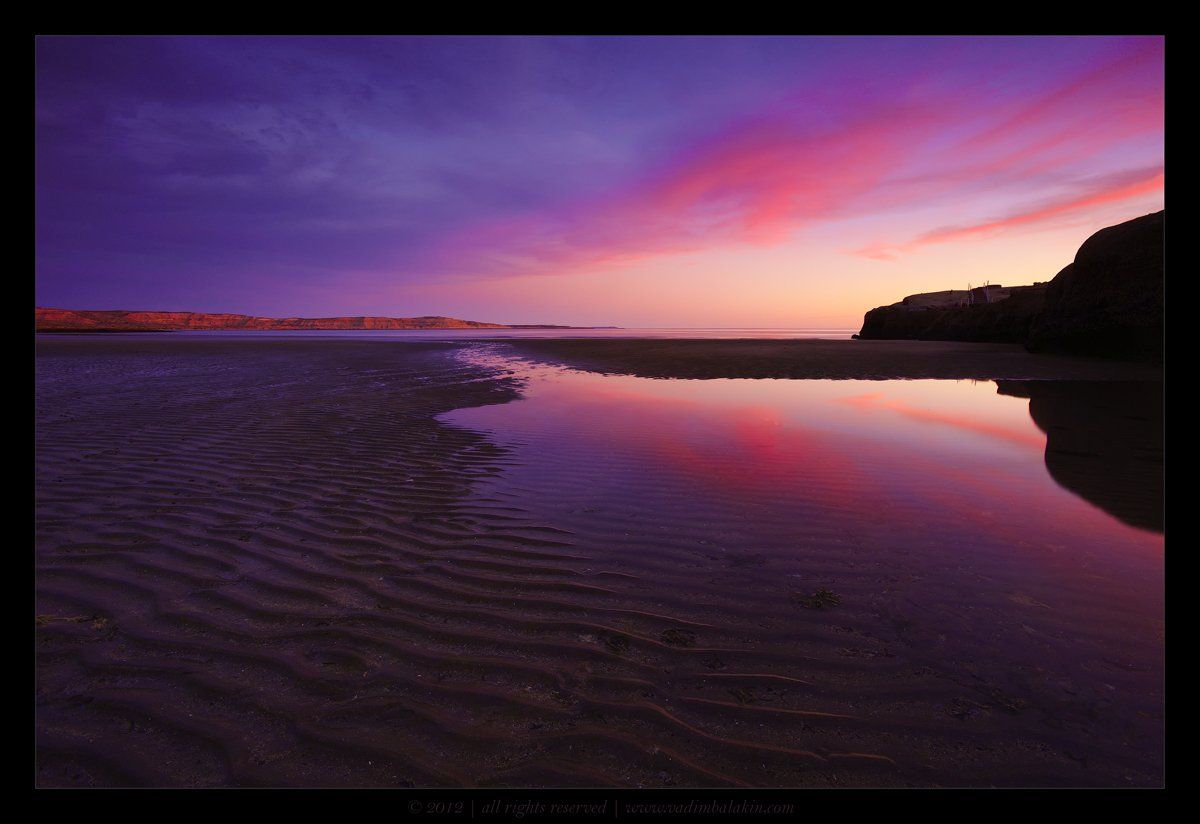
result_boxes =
[36,338,1162,787]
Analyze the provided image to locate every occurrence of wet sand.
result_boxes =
[35,337,1163,787]
[499,338,1163,381]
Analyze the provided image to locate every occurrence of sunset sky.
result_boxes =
[35,35,1164,327]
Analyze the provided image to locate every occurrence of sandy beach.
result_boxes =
[35,337,1163,787]
[34,33,1168,795]
[498,338,1163,381]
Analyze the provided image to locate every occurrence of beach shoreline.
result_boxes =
[498,338,1163,382]
[35,337,1164,787]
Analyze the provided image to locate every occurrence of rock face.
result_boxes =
[35,308,512,331]
[1026,211,1164,360]
[858,211,1164,361]
[859,284,1047,344]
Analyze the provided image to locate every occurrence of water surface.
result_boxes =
[38,327,857,341]
[35,337,1164,787]
[442,349,1164,785]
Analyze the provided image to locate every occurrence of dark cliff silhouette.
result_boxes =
[859,211,1164,362]
[1026,211,1164,360]
[857,284,1046,344]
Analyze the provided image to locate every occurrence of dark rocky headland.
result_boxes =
[857,211,1164,361]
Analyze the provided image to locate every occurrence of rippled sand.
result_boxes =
[35,337,1163,787]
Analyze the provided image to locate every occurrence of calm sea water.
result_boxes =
[446,348,1162,556]
[440,348,1164,781]
[33,336,1164,785]
[38,327,857,341]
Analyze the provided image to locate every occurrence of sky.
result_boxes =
[35,36,1164,327]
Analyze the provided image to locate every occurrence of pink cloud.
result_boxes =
[857,166,1163,259]
[424,102,950,279]
[420,39,1163,281]
[953,39,1163,166]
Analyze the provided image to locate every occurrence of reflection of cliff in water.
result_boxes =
[996,381,1163,533]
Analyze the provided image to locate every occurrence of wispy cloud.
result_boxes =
[423,100,950,280]
[425,38,1163,280]
[857,167,1164,261]
[35,36,1164,319]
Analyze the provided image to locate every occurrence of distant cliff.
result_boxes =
[36,308,515,331]
[858,283,1048,344]
[858,211,1164,361]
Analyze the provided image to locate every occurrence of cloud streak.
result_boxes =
[35,36,1164,320]
[857,167,1164,261]
[420,38,1163,280]
[422,100,951,279]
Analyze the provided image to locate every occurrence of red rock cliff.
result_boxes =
[35,308,511,331]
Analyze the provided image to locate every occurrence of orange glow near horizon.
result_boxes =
[398,193,1162,328]
[37,36,1164,327]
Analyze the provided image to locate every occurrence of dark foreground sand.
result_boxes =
[499,338,1163,381]
[35,337,1163,787]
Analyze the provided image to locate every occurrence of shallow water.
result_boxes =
[447,351,1162,546]
[34,338,1164,787]
[443,348,1164,784]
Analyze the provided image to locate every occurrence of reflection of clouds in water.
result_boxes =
[838,391,1045,449]
[437,345,1164,787]
[447,348,1162,553]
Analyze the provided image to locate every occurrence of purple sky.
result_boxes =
[35,36,1164,326]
